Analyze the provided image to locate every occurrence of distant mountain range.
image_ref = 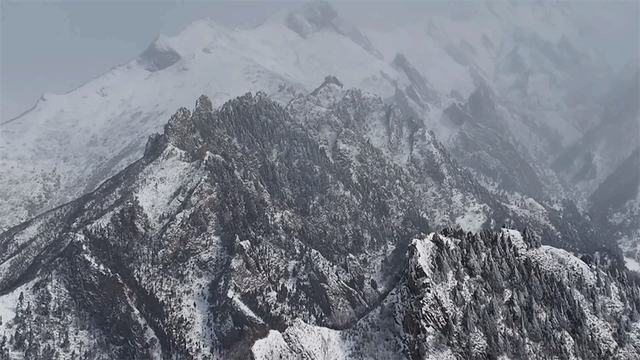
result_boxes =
[0,1,638,359]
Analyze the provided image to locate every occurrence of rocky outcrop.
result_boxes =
[439,84,546,199]
[443,102,472,126]
[309,75,343,96]
[392,53,439,106]
[285,1,384,60]
[590,147,640,216]
[137,35,182,72]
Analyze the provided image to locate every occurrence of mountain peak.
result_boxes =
[283,0,383,60]
[302,0,338,28]
[136,35,182,72]
[310,75,344,96]
[195,94,213,113]
[184,16,224,32]
[163,106,197,151]
[2,72,637,358]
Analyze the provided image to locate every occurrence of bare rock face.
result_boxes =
[310,75,343,96]
[589,147,640,250]
[550,71,640,252]
[392,53,439,106]
[164,107,198,151]
[443,102,472,126]
[590,147,640,217]
[284,12,314,39]
[439,84,546,199]
[467,83,502,133]
[285,0,384,60]
[137,36,182,72]
[302,0,338,29]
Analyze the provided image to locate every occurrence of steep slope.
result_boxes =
[550,70,640,267]
[589,147,640,224]
[439,84,546,199]
[0,91,431,359]
[364,1,612,167]
[253,228,640,360]
[589,147,640,271]
[0,0,612,234]
[0,89,629,359]
[0,2,409,232]
[552,71,639,198]
[282,0,383,60]
[385,61,568,203]
[288,80,618,255]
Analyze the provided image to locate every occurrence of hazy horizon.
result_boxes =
[1,0,638,122]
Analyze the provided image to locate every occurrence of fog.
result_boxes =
[1,2,640,357]
[1,0,638,122]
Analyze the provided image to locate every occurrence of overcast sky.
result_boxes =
[1,1,638,122]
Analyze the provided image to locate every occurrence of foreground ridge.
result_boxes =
[0,89,637,359]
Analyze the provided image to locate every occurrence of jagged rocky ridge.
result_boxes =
[383,50,570,205]
[290,81,618,256]
[439,83,547,199]
[254,228,640,360]
[0,86,636,359]
[1,1,624,244]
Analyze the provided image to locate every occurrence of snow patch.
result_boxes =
[252,330,296,359]
[456,205,487,234]
[625,257,640,272]
[0,282,32,336]
[529,245,597,286]
[135,146,200,228]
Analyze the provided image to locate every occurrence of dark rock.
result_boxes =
[137,36,182,72]
[443,102,472,126]
[310,75,343,96]
[392,53,439,105]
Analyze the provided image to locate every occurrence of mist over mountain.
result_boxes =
[0,1,638,359]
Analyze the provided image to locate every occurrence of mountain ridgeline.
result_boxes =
[0,83,638,359]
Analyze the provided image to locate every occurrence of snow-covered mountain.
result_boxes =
[591,145,640,271]
[0,89,636,359]
[0,2,402,231]
[552,70,639,198]
[551,67,640,270]
[364,1,612,159]
[1,2,638,357]
[254,229,640,359]
[0,0,616,232]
